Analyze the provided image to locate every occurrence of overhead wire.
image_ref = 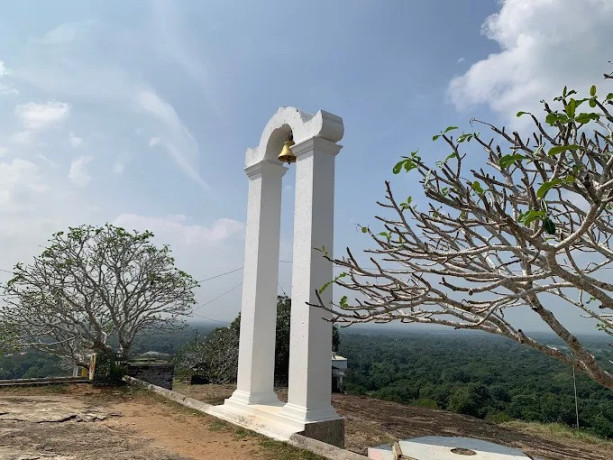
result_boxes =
[196,281,243,309]
[190,281,243,325]
[197,266,243,283]
[190,312,232,325]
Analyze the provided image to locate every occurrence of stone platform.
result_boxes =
[368,436,533,460]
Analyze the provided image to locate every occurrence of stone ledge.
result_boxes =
[123,375,213,412]
[0,376,90,387]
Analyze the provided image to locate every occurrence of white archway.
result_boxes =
[213,107,345,446]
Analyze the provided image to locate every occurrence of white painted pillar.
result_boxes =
[228,160,287,405]
[282,137,341,423]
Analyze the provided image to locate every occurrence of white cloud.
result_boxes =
[113,158,126,174]
[69,132,83,148]
[113,213,246,320]
[0,146,6,157]
[0,60,18,95]
[68,155,94,187]
[136,88,208,189]
[0,155,95,272]
[39,21,93,45]
[0,83,18,96]
[114,214,244,246]
[0,19,217,289]
[12,21,208,188]
[0,159,46,209]
[15,101,71,130]
[151,2,212,90]
[9,131,34,144]
[448,0,613,120]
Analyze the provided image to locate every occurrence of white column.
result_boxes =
[228,160,286,405]
[282,137,341,423]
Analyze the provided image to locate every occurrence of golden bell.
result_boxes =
[278,139,296,164]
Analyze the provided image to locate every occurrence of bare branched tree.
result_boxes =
[314,74,613,389]
[0,224,198,366]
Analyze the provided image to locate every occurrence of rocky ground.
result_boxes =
[2,382,612,460]
[0,384,321,460]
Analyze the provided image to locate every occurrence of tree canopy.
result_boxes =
[315,70,613,390]
[0,224,198,366]
[177,295,340,385]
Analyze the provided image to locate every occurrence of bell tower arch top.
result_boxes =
[245,106,344,169]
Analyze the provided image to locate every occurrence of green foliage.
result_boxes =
[176,296,341,386]
[92,351,127,385]
[319,272,347,294]
[536,178,563,199]
[416,398,439,409]
[548,144,582,156]
[392,151,421,174]
[470,181,485,195]
[498,154,526,169]
[0,350,65,380]
[448,384,490,418]
[518,209,547,226]
[339,332,613,439]
[274,296,291,385]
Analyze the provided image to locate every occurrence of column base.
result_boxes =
[227,389,281,406]
[215,398,345,447]
[281,402,341,424]
[281,402,344,447]
[301,417,345,448]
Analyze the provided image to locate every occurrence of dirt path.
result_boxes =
[103,395,265,459]
[0,385,319,460]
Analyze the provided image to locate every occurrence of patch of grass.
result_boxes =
[234,426,250,438]
[209,419,230,431]
[258,438,326,460]
[224,422,325,459]
[502,421,613,447]
[229,425,326,459]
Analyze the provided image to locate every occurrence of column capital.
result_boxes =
[292,137,342,159]
[244,159,288,179]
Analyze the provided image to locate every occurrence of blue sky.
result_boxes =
[0,1,611,331]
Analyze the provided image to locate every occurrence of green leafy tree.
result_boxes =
[448,384,490,418]
[180,315,241,384]
[0,224,198,366]
[316,69,613,390]
[178,295,340,385]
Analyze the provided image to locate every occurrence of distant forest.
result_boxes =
[1,324,611,438]
[338,331,613,439]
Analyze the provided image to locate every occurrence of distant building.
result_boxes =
[331,353,347,393]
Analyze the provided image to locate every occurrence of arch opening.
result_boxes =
[264,124,293,164]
